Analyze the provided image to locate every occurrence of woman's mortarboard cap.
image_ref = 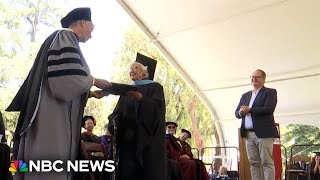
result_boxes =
[135,53,157,80]
[166,121,178,127]
[181,129,192,138]
[60,7,91,28]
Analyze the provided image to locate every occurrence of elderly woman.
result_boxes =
[108,53,166,180]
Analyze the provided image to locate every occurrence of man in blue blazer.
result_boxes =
[235,69,278,180]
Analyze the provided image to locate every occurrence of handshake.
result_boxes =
[89,77,112,99]
[89,78,142,100]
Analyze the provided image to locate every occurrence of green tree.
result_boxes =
[15,0,63,42]
[83,97,111,136]
[0,1,27,86]
[281,124,320,157]
[0,0,108,142]
[0,88,20,143]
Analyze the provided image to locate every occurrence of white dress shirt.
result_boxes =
[244,88,261,129]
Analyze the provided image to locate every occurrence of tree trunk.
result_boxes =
[189,95,222,171]
[189,95,205,155]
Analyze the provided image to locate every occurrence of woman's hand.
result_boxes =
[126,91,142,101]
[180,154,190,159]
[89,90,109,99]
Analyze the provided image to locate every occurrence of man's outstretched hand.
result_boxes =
[94,78,112,89]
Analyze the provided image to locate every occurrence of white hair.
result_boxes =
[131,62,149,78]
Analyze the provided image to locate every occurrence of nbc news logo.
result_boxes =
[9,160,29,173]
[9,160,115,173]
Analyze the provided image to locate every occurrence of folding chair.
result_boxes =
[286,155,311,180]
[80,141,109,180]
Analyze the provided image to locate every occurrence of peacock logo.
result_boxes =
[9,160,28,173]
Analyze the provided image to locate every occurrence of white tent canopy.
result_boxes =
[117,0,320,145]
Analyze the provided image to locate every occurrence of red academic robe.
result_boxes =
[182,141,210,180]
[166,134,210,180]
[182,141,193,158]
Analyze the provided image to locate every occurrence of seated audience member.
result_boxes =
[81,115,101,143]
[166,121,210,180]
[311,152,320,180]
[81,115,101,162]
[216,166,239,180]
[219,166,228,175]
[100,123,113,158]
[218,166,228,177]
[100,124,113,180]
[81,116,108,180]
[165,122,184,180]
[179,128,210,180]
[179,129,194,158]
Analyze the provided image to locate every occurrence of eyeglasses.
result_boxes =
[250,76,262,79]
[167,126,176,129]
